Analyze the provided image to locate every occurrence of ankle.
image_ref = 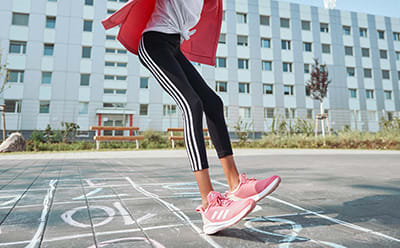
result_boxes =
[202,201,209,209]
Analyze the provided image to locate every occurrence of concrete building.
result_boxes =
[0,0,400,139]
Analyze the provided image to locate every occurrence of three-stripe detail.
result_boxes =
[210,210,230,220]
[138,36,203,171]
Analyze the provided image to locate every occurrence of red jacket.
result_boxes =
[101,0,223,66]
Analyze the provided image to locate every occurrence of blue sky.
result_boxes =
[280,0,400,18]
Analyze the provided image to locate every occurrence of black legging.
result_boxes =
[138,31,233,172]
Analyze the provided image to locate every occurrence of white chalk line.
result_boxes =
[212,180,400,243]
[0,195,20,206]
[113,202,135,225]
[125,177,223,248]
[25,179,57,248]
[0,224,185,246]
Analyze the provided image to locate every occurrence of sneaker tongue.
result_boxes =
[207,191,222,203]
[239,173,247,182]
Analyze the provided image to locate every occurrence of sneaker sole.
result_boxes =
[203,203,255,235]
[229,176,281,202]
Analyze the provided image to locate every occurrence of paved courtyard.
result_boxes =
[0,148,399,247]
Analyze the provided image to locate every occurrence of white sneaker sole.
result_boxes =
[229,177,281,202]
[203,203,255,235]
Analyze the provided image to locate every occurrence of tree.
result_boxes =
[305,58,331,137]
[0,50,10,141]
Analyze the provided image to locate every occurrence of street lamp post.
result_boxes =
[0,104,5,142]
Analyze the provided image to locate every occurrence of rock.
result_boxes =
[0,132,26,152]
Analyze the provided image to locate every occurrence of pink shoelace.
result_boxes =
[209,193,233,208]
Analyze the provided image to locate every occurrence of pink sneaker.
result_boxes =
[225,174,281,202]
[196,191,256,235]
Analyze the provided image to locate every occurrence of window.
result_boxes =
[46,16,56,28]
[4,100,22,113]
[263,84,273,94]
[39,101,50,113]
[303,42,312,52]
[384,90,392,100]
[320,23,329,33]
[107,9,116,14]
[361,48,370,57]
[307,109,313,119]
[264,108,274,118]
[104,89,114,94]
[222,10,225,21]
[139,104,148,116]
[8,70,24,83]
[238,58,249,69]
[237,35,248,46]
[368,111,376,121]
[83,20,93,32]
[396,52,400,61]
[284,85,294,95]
[140,77,149,88]
[12,13,29,26]
[216,57,227,68]
[394,32,400,41]
[44,43,54,56]
[281,40,291,50]
[366,89,374,99]
[239,107,251,119]
[105,48,115,54]
[364,68,372,78]
[261,38,271,48]
[262,60,272,71]
[85,0,94,6]
[9,41,27,54]
[280,18,290,28]
[80,74,90,86]
[237,13,247,24]
[380,50,388,59]
[387,112,394,121]
[382,70,390,79]
[163,104,177,116]
[260,15,270,25]
[216,81,227,92]
[105,62,115,67]
[346,67,355,77]
[103,103,126,108]
[238,82,250,93]
[283,62,293,72]
[322,44,331,54]
[219,33,226,44]
[224,106,228,118]
[116,89,126,94]
[305,86,311,96]
[117,49,127,54]
[106,35,116,40]
[301,20,311,31]
[343,26,351,35]
[360,28,368,37]
[344,46,353,56]
[116,76,126,80]
[79,102,88,115]
[285,108,296,119]
[82,46,92,58]
[304,64,310,73]
[41,72,52,84]
[378,30,385,39]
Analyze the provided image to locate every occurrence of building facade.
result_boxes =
[0,0,400,139]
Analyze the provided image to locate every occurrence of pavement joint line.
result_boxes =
[0,161,25,177]
[0,161,51,225]
[0,224,186,246]
[212,179,400,243]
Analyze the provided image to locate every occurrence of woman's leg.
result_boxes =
[138,32,213,207]
[175,51,240,191]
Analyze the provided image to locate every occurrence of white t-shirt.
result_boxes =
[142,0,204,43]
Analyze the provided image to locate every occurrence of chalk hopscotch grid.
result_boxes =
[0,172,399,247]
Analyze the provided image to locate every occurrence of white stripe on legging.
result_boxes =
[137,38,196,171]
[138,38,197,171]
[138,37,203,171]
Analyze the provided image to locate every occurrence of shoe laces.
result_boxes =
[209,193,233,208]
[242,173,256,183]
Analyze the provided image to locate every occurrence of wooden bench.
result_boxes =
[90,126,145,150]
[167,128,212,149]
